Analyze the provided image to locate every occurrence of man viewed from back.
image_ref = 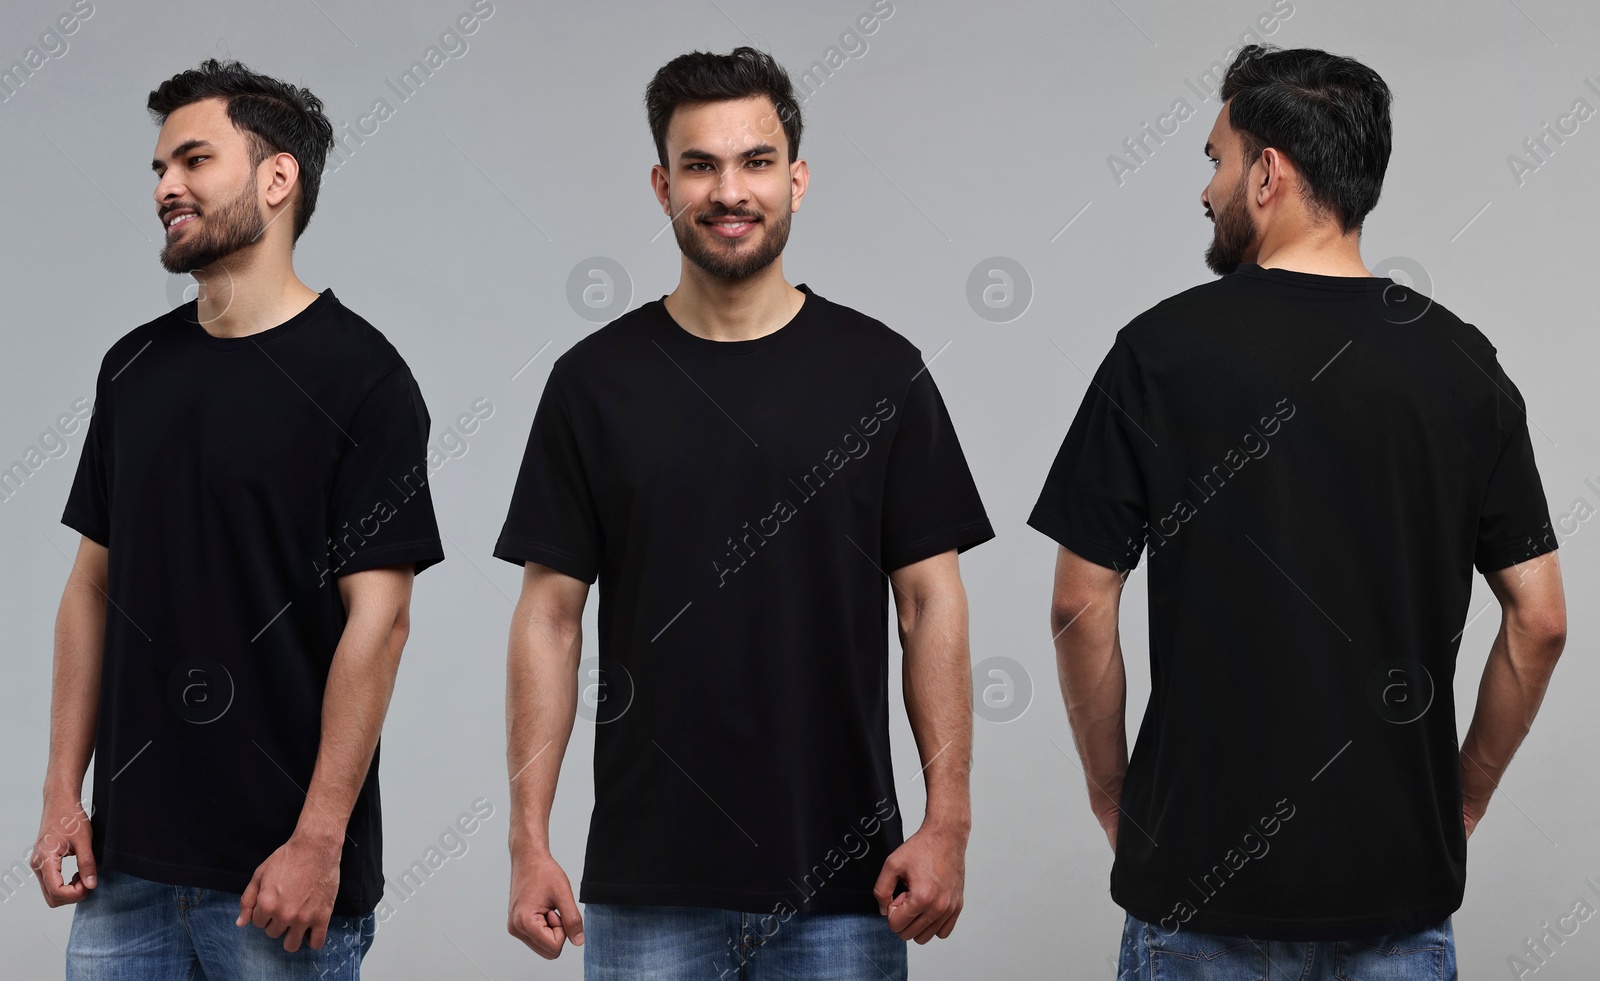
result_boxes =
[1029,44,1566,979]
[497,45,993,981]
[31,59,444,980]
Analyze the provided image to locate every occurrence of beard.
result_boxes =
[671,197,792,281]
[1203,170,1257,276]
[159,171,266,275]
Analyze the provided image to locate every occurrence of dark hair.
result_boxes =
[148,59,335,242]
[644,46,803,168]
[1219,45,1392,233]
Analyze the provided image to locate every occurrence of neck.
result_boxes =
[189,244,320,338]
[1251,221,1371,278]
[663,259,804,342]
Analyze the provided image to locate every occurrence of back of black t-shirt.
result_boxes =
[61,290,445,915]
[1029,263,1556,940]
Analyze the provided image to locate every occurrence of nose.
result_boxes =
[709,163,748,210]
[154,170,184,210]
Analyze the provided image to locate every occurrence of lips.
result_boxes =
[704,216,758,238]
[163,209,198,234]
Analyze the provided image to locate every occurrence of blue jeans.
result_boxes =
[64,867,377,980]
[583,903,908,980]
[1118,912,1456,980]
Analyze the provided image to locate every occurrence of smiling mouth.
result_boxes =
[164,212,199,234]
[703,217,758,238]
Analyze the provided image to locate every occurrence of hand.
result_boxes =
[871,824,967,944]
[236,833,342,952]
[1463,798,1487,840]
[508,845,584,958]
[1094,806,1120,853]
[31,796,97,907]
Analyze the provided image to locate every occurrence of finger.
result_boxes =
[236,873,262,927]
[871,862,901,915]
[37,847,68,904]
[309,918,329,950]
[511,909,563,960]
[281,921,304,954]
[74,840,99,891]
[886,893,920,938]
[934,906,962,940]
[557,889,584,945]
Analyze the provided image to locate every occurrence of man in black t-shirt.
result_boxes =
[498,47,993,980]
[1031,46,1566,979]
[33,61,443,980]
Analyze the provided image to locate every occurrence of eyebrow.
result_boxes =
[1203,141,1217,158]
[152,139,214,172]
[678,143,779,162]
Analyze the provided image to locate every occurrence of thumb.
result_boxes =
[75,843,98,890]
[872,856,902,916]
[236,871,261,926]
[559,885,584,945]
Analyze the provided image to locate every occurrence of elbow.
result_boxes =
[1048,593,1097,639]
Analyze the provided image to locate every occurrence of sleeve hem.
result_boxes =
[332,540,445,578]
[882,517,995,574]
[1474,533,1558,574]
[61,512,109,548]
[1026,508,1143,573]
[492,537,599,584]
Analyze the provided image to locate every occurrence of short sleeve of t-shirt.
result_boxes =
[328,364,445,577]
[1027,333,1149,572]
[879,363,995,572]
[62,362,113,547]
[1473,359,1555,573]
[493,368,603,583]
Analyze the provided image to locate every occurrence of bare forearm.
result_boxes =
[899,591,973,835]
[45,558,107,803]
[506,611,580,855]
[1459,614,1564,807]
[1051,600,1128,816]
[296,607,407,844]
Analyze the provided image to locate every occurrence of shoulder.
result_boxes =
[799,287,932,378]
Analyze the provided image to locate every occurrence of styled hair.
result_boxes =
[1219,45,1393,233]
[644,46,803,168]
[147,59,335,242]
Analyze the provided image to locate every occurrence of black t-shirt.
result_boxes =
[61,289,444,915]
[1029,263,1558,941]
[495,283,994,915]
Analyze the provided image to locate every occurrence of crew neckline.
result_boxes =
[1233,262,1393,292]
[180,288,334,350]
[656,283,815,355]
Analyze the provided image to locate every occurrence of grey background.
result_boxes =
[2,0,1596,976]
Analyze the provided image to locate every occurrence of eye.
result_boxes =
[189,155,208,167]
[747,159,771,168]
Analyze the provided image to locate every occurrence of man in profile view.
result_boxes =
[33,59,443,979]
[1030,45,1565,980]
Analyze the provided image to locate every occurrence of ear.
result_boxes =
[261,151,301,213]
[789,157,809,213]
